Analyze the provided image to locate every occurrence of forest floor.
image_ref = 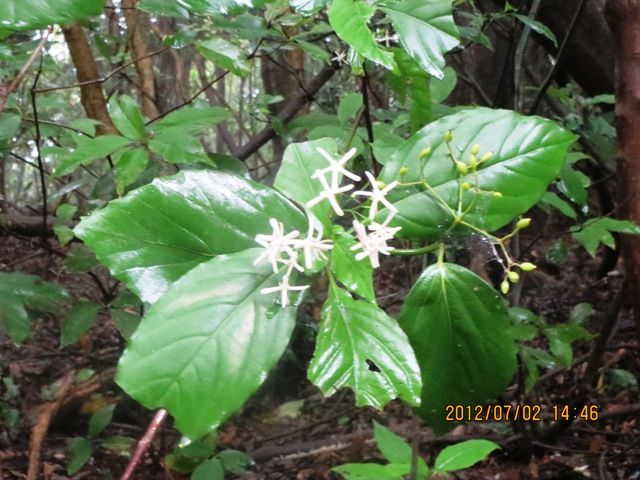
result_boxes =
[1,226,639,480]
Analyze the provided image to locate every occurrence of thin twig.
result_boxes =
[120,409,168,480]
[33,47,169,93]
[528,0,589,115]
[30,48,48,237]
[0,27,53,117]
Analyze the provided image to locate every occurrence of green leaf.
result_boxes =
[198,38,250,77]
[328,0,396,70]
[138,0,250,17]
[0,0,103,31]
[540,192,576,219]
[379,108,577,240]
[381,0,460,80]
[154,107,229,135]
[56,204,77,223]
[572,217,640,257]
[373,421,411,464]
[109,95,146,140]
[334,462,410,479]
[75,170,306,303]
[149,133,211,165]
[217,449,254,473]
[116,249,297,439]
[67,437,92,475]
[398,263,517,432]
[338,93,363,125]
[569,303,594,326]
[192,458,224,480]
[274,138,339,226]
[514,14,557,47]
[110,309,141,341]
[308,285,421,409]
[165,433,218,472]
[558,156,590,207]
[100,435,135,455]
[60,301,100,347]
[88,404,116,438]
[0,272,70,343]
[115,148,149,195]
[434,439,499,472]
[53,224,75,246]
[330,228,375,302]
[53,135,133,178]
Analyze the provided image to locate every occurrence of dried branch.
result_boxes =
[120,409,168,480]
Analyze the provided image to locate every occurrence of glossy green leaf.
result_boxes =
[540,191,576,219]
[56,204,77,223]
[328,0,396,70]
[67,437,92,475]
[110,95,146,140]
[0,272,70,344]
[75,170,306,303]
[154,107,229,135]
[88,404,116,438]
[60,301,100,347]
[334,462,410,479]
[53,224,75,246]
[434,439,499,472]
[115,148,149,195]
[274,138,339,226]
[53,135,133,178]
[572,217,640,257]
[0,0,103,31]
[198,38,250,77]
[116,249,297,439]
[308,285,421,409]
[192,458,224,480]
[379,108,577,240]
[337,93,363,125]
[330,228,375,302]
[398,263,517,432]
[381,0,459,79]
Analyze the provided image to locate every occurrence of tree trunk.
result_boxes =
[62,23,117,135]
[121,0,160,119]
[260,44,306,161]
[605,0,640,340]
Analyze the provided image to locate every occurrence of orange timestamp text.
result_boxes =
[445,404,600,422]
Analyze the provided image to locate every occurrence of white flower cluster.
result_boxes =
[306,147,401,269]
[255,218,332,307]
[255,147,401,306]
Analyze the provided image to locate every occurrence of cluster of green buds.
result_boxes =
[499,217,537,294]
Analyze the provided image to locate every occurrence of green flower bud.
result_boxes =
[376,180,386,189]
[517,218,532,230]
[471,144,481,155]
[462,182,471,190]
[399,166,409,176]
[508,271,520,283]
[456,161,468,175]
[468,154,478,170]
[480,152,494,163]
[492,191,503,198]
[419,146,432,158]
[520,262,537,272]
[500,279,510,295]
[444,130,454,143]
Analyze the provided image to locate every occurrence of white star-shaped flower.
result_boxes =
[260,275,309,307]
[307,170,355,216]
[254,218,300,272]
[331,50,348,66]
[312,147,361,188]
[295,218,333,269]
[353,171,399,220]
[349,219,400,269]
[376,29,396,48]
